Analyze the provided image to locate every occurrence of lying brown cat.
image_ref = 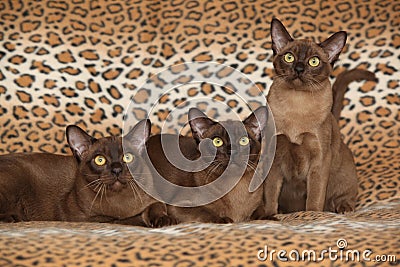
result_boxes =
[0,120,162,226]
[263,18,360,215]
[145,107,269,223]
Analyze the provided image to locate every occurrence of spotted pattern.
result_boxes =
[0,0,399,266]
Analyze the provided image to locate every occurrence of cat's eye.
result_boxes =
[123,153,134,163]
[212,137,224,147]
[94,155,107,166]
[239,136,250,146]
[308,56,320,67]
[284,52,295,63]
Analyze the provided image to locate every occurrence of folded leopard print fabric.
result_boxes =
[0,0,398,266]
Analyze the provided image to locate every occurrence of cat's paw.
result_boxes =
[335,202,355,214]
[150,215,178,228]
[254,214,279,221]
[215,216,234,224]
[0,214,22,223]
[250,208,279,221]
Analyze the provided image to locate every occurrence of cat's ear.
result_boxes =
[319,31,347,64]
[124,119,151,154]
[243,106,269,141]
[271,18,293,55]
[66,125,96,161]
[188,108,216,141]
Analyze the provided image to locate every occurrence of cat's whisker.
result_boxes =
[272,75,289,82]
[92,183,102,192]
[83,174,109,178]
[248,161,259,170]
[273,74,290,80]
[86,179,102,186]
[134,182,143,204]
[245,161,262,177]
[204,162,223,184]
[97,185,103,213]
[103,184,111,206]
[129,179,143,204]
[99,184,107,214]
[128,181,137,201]
[197,161,217,169]
[179,160,217,171]
[246,163,256,172]
[79,179,102,192]
[89,184,103,216]
[92,179,106,192]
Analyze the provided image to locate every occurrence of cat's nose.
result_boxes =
[294,62,305,74]
[228,149,238,156]
[111,163,123,177]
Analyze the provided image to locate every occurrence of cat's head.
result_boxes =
[66,119,151,193]
[271,18,347,90]
[188,107,268,173]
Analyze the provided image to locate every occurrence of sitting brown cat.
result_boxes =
[263,18,359,215]
[0,120,163,226]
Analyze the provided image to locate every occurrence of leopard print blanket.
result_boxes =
[0,0,398,266]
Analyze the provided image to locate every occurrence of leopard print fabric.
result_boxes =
[0,0,399,266]
[0,201,399,266]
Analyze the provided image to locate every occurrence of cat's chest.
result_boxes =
[215,172,262,221]
[268,85,331,144]
[276,134,321,181]
[280,145,311,181]
[75,182,155,220]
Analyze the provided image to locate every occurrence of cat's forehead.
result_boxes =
[282,40,327,60]
[218,121,248,137]
[91,136,122,156]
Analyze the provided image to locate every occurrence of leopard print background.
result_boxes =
[0,0,399,266]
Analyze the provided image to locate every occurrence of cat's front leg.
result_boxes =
[167,206,233,224]
[263,162,283,216]
[110,214,147,226]
[250,206,279,221]
[111,202,177,227]
[0,213,23,223]
[305,158,331,211]
[142,202,178,228]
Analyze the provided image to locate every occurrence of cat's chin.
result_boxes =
[287,79,320,92]
[88,180,127,193]
[107,181,126,192]
[288,77,307,88]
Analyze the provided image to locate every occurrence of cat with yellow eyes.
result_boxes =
[0,120,166,226]
[261,18,358,216]
[146,106,270,223]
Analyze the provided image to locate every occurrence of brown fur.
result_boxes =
[263,18,358,215]
[0,120,160,226]
[146,107,269,223]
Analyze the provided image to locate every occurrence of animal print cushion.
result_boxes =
[0,0,399,266]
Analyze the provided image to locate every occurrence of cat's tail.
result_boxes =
[332,69,377,121]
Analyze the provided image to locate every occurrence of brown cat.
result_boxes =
[263,18,359,215]
[145,106,269,223]
[0,119,163,226]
